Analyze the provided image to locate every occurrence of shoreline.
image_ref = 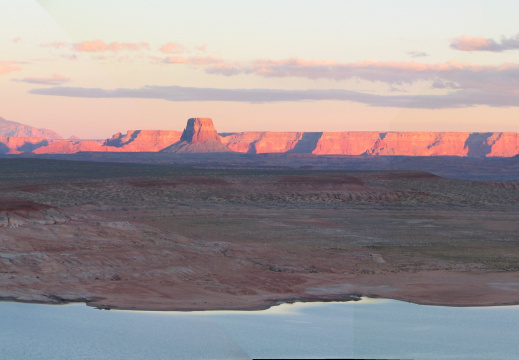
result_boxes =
[2,290,519,312]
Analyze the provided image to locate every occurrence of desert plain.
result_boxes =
[1,155,518,311]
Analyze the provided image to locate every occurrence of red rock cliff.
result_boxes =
[180,118,221,143]
[1,117,518,157]
[220,131,519,157]
[161,118,230,153]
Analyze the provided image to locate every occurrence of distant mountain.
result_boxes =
[0,117,62,139]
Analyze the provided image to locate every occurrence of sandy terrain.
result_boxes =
[1,158,518,310]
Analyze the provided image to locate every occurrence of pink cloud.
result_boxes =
[450,33,519,52]
[163,56,190,64]
[73,40,150,52]
[196,44,207,52]
[13,73,70,85]
[163,55,224,65]
[12,37,21,43]
[160,42,185,54]
[0,61,22,75]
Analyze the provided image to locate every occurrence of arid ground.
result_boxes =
[1,157,518,310]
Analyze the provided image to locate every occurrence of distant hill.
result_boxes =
[0,117,62,139]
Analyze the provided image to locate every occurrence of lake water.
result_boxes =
[1,298,518,359]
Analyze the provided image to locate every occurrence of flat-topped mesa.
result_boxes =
[180,118,221,143]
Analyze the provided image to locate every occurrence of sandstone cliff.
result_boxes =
[161,118,230,153]
[0,116,518,157]
[220,131,519,157]
[1,130,182,154]
[104,130,182,152]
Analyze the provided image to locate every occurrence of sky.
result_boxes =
[2,0,519,138]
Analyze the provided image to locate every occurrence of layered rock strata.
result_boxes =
[161,118,231,153]
[0,117,518,157]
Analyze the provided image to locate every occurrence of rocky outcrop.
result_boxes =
[0,136,51,154]
[162,139,231,153]
[220,131,519,157]
[32,140,108,154]
[486,133,519,157]
[180,118,220,143]
[161,118,230,153]
[0,116,518,157]
[0,117,62,139]
[1,130,182,154]
[103,130,182,152]
[0,198,68,228]
[221,132,310,153]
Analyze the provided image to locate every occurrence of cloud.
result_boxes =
[12,37,21,43]
[163,56,190,64]
[160,42,185,54]
[29,84,519,109]
[0,61,22,75]
[73,40,150,52]
[13,73,70,85]
[450,33,519,52]
[163,55,225,65]
[62,54,78,61]
[203,58,519,93]
[196,44,207,52]
[407,51,429,58]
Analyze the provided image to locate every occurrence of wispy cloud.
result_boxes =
[198,58,519,95]
[160,42,186,54]
[12,37,21,43]
[163,55,224,65]
[29,84,519,109]
[73,40,150,52]
[13,73,70,85]
[162,56,190,64]
[407,51,429,58]
[450,33,519,52]
[0,61,22,75]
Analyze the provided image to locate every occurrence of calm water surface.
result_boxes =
[1,298,518,359]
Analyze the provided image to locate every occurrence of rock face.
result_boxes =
[1,130,182,154]
[0,117,62,139]
[103,130,182,152]
[180,118,220,143]
[220,131,519,157]
[0,116,518,157]
[161,118,231,153]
